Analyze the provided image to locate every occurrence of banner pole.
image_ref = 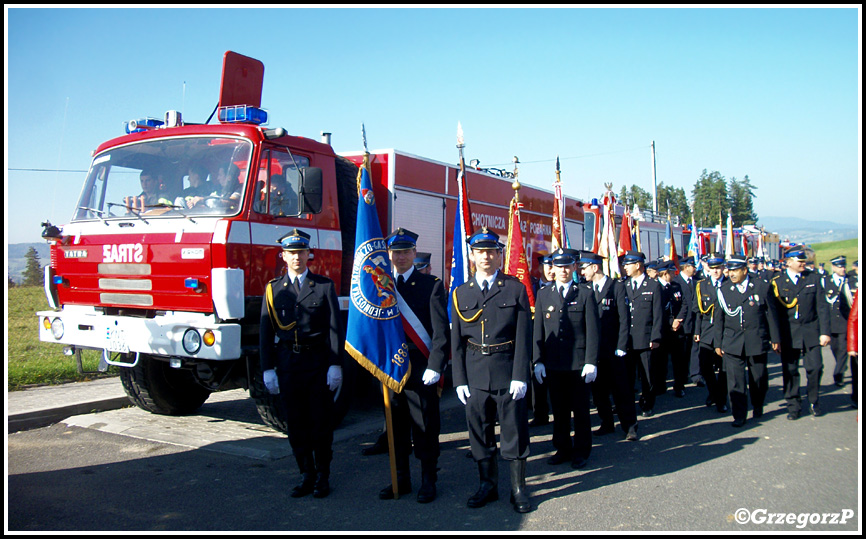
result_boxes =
[382,382,399,500]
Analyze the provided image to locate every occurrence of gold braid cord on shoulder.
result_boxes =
[266,282,297,332]
[696,281,714,316]
[453,290,483,323]
[772,277,798,309]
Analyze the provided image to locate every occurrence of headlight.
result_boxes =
[182,329,202,354]
[50,318,64,340]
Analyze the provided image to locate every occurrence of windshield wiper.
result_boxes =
[107,202,149,224]
[78,206,111,226]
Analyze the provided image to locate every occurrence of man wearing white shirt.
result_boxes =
[533,249,600,467]
[452,228,533,513]
[824,255,854,387]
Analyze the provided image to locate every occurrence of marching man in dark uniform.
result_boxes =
[260,229,343,498]
[694,254,729,413]
[533,248,600,469]
[580,252,636,441]
[824,255,854,387]
[379,229,450,503]
[622,251,663,418]
[713,256,780,427]
[528,254,554,427]
[771,247,831,420]
[656,260,689,398]
[452,227,533,513]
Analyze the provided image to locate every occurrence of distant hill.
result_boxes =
[7,243,51,285]
[759,216,859,244]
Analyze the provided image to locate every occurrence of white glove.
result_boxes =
[327,365,343,392]
[534,363,546,385]
[509,380,527,401]
[263,369,280,395]
[582,363,598,384]
[422,369,441,386]
[456,385,471,405]
[615,349,627,357]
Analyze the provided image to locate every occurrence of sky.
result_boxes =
[5,7,862,245]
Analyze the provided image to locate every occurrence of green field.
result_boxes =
[7,286,114,391]
[810,238,860,269]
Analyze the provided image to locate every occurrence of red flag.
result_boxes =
[505,198,535,309]
[618,206,633,256]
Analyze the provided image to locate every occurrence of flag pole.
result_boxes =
[361,123,400,500]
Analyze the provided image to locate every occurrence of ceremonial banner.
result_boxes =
[618,206,633,257]
[725,213,735,258]
[664,217,680,271]
[505,198,536,308]
[345,165,410,393]
[598,189,620,278]
[687,216,701,258]
[448,126,473,322]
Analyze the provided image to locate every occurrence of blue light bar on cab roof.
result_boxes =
[125,117,164,134]
[218,105,268,125]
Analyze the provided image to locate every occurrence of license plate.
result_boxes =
[107,327,129,353]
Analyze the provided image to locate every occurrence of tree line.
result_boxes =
[617,169,758,228]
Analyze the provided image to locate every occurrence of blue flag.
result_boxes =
[447,168,472,322]
[345,164,410,393]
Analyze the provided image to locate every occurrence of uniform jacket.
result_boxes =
[625,275,663,350]
[532,281,600,371]
[771,270,831,349]
[822,273,853,334]
[660,279,688,334]
[396,268,450,383]
[591,276,629,356]
[675,274,697,334]
[259,272,342,374]
[451,273,532,391]
[713,277,780,357]
[694,277,724,350]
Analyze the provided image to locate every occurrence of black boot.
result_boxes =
[416,460,438,504]
[467,456,498,508]
[312,450,331,498]
[290,453,315,498]
[509,459,532,513]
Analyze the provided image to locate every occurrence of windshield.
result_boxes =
[73,136,254,221]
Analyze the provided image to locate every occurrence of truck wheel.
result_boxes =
[120,355,211,415]
[248,357,289,434]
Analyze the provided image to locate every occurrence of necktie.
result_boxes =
[632,280,638,291]
[398,275,405,289]
[482,281,489,297]
[293,277,301,295]
[561,285,568,299]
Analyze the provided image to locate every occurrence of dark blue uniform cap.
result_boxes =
[551,248,579,266]
[537,254,553,266]
[706,253,725,268]
[278,229,311,250]
[783,247,808,260]
[413,252,431,270]
[622,250,646,264]
[680,256,695,267]
[469,227,501,250]
[831,255,847,267]
[726,256,748,270]
[580,252,604,266]
[385,228,419,250]
[646,259,660,270]
[657,260,676,273]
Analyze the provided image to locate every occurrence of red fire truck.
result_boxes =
[37,51,597,431]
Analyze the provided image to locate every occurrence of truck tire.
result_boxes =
[248,356,289,434]
[334,155,359,294]
[120,355,211,415]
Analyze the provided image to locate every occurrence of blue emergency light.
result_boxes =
[184,278,200,289]
[125,117,164,134]
[218,105,268,125]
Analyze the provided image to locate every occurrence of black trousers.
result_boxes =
[548,370,592,460]
[465,387,530,462]
[780,344,824,413]
[592,350,638,432]
[389,380,441,476]
[630,348,655,412]
[831,332,849,381]
[673,332,692,392]
[699,345,728,407]
[724,352,768,421]
[278,367,334,465]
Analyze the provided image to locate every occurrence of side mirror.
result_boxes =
[298,167,323,214]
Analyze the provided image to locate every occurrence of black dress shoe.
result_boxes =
[416,482,436,504]
[379,481,412,500]
[593,424,616,436]
[731,418,746,428]
[810,404,822,417]
[467,483,498,508]
[705,397,716,407]
[571,456,588,469]
[290,476,316,498]
[641,409,654,417]
[716,404,729,413]
[625,425,639,442]
[530,416,550,427]
[787,411,800,420]
[753,407,763,419]
[674,389,686,398]
[547,452,571,466]
[361,442,389,456]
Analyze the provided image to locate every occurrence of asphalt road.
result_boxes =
[6,349,861,532]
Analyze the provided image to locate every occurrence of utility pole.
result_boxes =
[651,140,658,218]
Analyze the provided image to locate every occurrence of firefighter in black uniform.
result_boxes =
[713,256,780,427]
[694,254,729,413]
[378,229,450,503]
[260,229,343,498]
[452,227,533,513]
[656,260,688,399]
[771,247,831,420]
[529,254,553,427]
[622,250,663,417]
[824,255,854,387]
[533,248,600,469]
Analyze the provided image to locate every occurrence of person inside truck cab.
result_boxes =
[206,163,242,211]
[268,173,298,217]
[135,169,173,209]
[175,164,212,210]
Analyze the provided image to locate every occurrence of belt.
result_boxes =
[467,340,514,355]
[278,341,322,353]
